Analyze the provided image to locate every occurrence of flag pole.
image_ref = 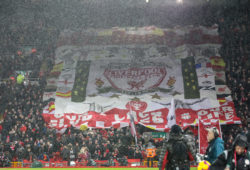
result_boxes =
[167,98,176,128]
[198,117,201,154]
[128,101,138,146]
[218,119,222,137]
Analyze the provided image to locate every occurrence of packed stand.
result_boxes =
[0,93,149,167]
[217,1,250,147]
[0,0,249,168]
[0,72,149,166]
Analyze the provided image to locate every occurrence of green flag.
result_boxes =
[71,61,91,102]
[181,57,200,99]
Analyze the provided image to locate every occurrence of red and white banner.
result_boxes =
[42,25,240,135]
[42,100,240,132]
[43,100,169,130]
[198,119,221,154]
[176,101,241,127]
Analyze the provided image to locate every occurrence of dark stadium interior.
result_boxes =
[0,0,249,168]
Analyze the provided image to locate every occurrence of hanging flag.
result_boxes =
[181,57,200,99]
[216,85,231,98]
[56,69,75,98]
[71,61,91,102]
[167,98,176,128]
[128,101,138,145]
[197,67,215,91]
[198,119,221,154]
[210,56,225,71]
[214,71,226,85]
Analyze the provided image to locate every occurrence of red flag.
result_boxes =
[199,119,221,154]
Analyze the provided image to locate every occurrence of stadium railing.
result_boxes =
[14,159,143,168]
[13,160,68,168]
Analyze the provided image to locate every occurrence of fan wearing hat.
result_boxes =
[158,125,195,170]
[205,127,224,164]
[210,134,250,170]
[225,134,250,170]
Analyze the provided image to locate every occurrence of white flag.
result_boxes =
[128,102,137,145]
[167,98,176,128]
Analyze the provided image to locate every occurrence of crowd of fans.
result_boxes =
[0,23,58,54]
[0,80,149,166]
[0,0,249,168]
[0,17,57,80]
[0,0,223,33]
[218,3,250,148]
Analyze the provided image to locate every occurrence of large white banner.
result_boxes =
[86,58,183,97]
[42,26,239,132]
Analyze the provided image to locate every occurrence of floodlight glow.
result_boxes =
[177,0,183,3]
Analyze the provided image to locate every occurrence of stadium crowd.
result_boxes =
[0,0,249,168]
[218,3,250,149]
[0,79,147,165]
